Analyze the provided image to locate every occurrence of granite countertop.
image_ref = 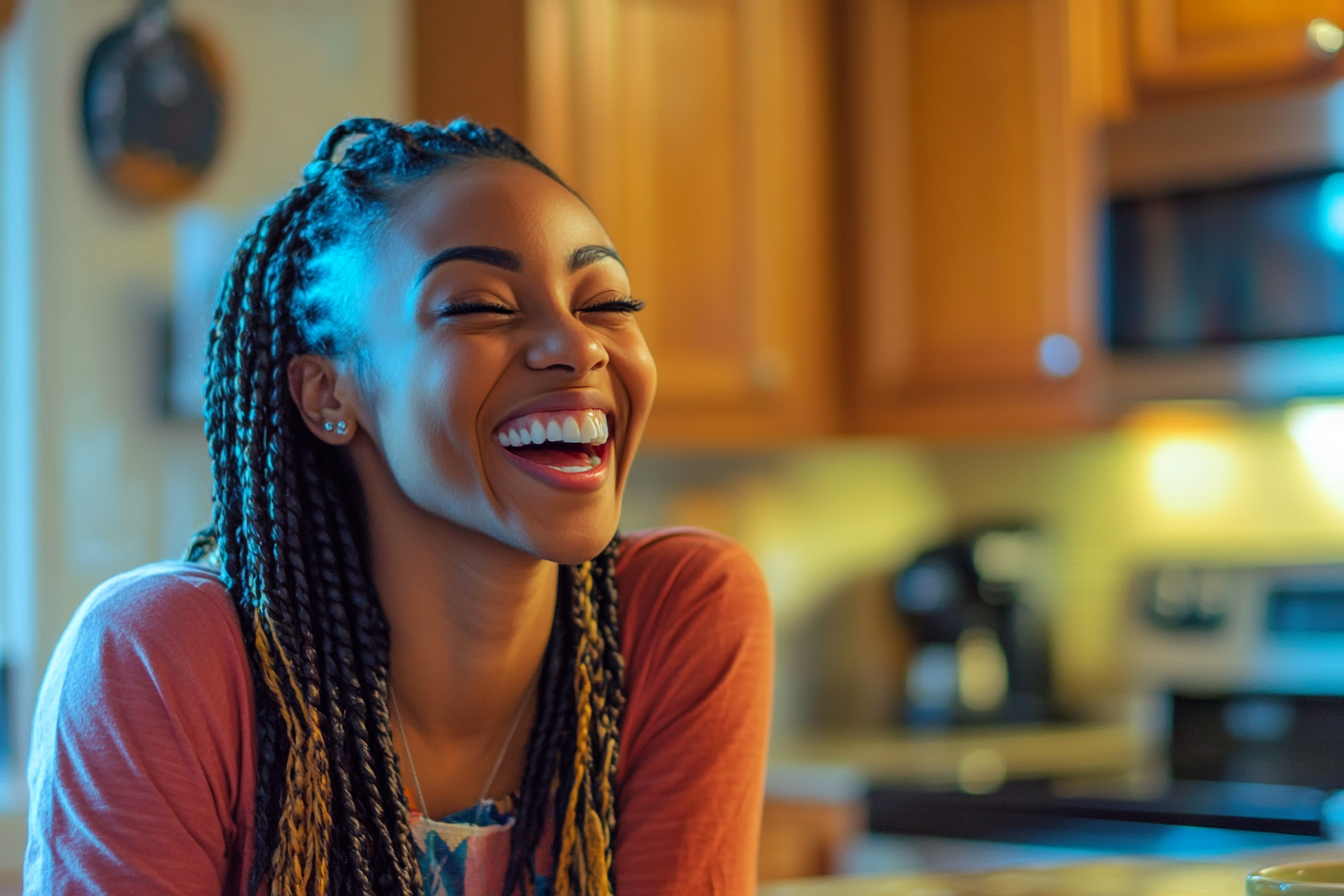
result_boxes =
[758,846,1344,895]
[770,723,1146,789]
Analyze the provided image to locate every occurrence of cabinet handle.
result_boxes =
[1038,334,1081,379]
[1307,18,1344,56]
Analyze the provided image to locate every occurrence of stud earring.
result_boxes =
[323,422,334,432]
[336,421,348,435]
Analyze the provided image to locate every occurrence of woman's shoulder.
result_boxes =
[72,560,238,643]
[616,526,762,579]
[54,561,246,686]
[610,528,774,801]
[28,563,257,895]
[614,527,772,641]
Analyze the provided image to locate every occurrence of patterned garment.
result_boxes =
[409,795,549,896]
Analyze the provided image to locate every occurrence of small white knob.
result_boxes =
[1038,333,1081,379]
[1308,18,1344,55]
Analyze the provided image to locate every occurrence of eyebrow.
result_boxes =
[414,243,625,285]
[415,246,523,284]
[569,245,624,272]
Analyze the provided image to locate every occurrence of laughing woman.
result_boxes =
[24,119,772,896]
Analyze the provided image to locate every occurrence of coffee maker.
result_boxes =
[893,526,1053,727]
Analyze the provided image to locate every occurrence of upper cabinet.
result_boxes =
[414,0,837,447]
[841,0,1107,436]
[1124,0,1344,103]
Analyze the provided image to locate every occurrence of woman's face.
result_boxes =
[340,159,656,564]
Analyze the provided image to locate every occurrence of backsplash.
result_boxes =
[621,404,1344,738]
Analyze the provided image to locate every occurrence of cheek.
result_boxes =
[384,341,499,501]
[614,333,657,422]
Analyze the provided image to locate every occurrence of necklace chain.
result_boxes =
[390,675,536,822]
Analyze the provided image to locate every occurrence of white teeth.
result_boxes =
[499,410,610,448]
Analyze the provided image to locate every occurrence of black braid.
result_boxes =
[188,117,625,896]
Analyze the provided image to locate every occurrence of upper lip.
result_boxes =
[492,389,617,432]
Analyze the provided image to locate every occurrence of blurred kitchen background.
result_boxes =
[3,0,1344,888]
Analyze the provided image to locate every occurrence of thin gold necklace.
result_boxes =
[390,675,536,824]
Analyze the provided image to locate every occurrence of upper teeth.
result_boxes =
[496,409,609,448]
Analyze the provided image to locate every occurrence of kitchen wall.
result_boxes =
[0,0,407,834]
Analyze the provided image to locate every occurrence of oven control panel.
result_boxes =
[1129,564,1344,694]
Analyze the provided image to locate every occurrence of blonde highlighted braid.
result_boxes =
[186,118,626,896]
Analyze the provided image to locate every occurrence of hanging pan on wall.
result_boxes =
[81,0,226,206]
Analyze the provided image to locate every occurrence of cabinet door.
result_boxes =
[1130,0,1344,98]
[846,0,1104,436]
[525,0,836,446]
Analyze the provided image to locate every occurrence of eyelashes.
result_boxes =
[435,300,518,318]
[434,296,645,318]
[581,296,645,314]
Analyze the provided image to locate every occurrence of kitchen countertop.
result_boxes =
[770,723,1147,790]
[758,845,1344,895]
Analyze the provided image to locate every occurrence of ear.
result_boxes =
[288,354,361,444]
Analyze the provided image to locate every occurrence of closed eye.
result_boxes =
[436,300,518,318]
[581,296,645,314]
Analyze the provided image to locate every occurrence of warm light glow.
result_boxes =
[957,747,1007,795]
[1288,401,1344,511]
[1148,438,1237,514]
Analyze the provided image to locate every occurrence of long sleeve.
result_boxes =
[25,563,257,896]
[614,529,775,896]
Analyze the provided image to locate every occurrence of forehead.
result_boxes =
[382,158,612,263]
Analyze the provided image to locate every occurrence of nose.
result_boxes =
[524,309,609,375]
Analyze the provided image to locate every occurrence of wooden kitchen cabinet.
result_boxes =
[841,0,1107,436]
[1127,0,1344,101]
[414,0,837,447]
[417,0,1110,441]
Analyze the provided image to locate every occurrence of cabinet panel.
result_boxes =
[847,0,1103,436]
[526,0,836,445]
[412,0,528,135]
[1131,0,1344,98]
[910,0,1047,387]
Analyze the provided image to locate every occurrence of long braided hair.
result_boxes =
[184,118,626,896]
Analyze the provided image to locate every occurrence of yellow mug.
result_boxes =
[1248,862,1344,894]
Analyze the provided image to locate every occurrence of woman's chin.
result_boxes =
[520,525,620,566]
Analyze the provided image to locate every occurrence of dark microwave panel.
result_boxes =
[1108,170,1344,349]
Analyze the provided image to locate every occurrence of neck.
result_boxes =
[351,443,557,741]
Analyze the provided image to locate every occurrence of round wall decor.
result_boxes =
[81,1,225,205]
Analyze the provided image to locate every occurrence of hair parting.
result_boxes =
[187,117,625,896]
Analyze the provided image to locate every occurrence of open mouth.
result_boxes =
[495,408,611,473]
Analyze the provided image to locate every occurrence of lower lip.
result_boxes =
[496,440,613,492]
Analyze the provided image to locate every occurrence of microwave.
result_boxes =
[1103,88,1344,406]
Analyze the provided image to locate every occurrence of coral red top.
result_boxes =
[24,528,773,896]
